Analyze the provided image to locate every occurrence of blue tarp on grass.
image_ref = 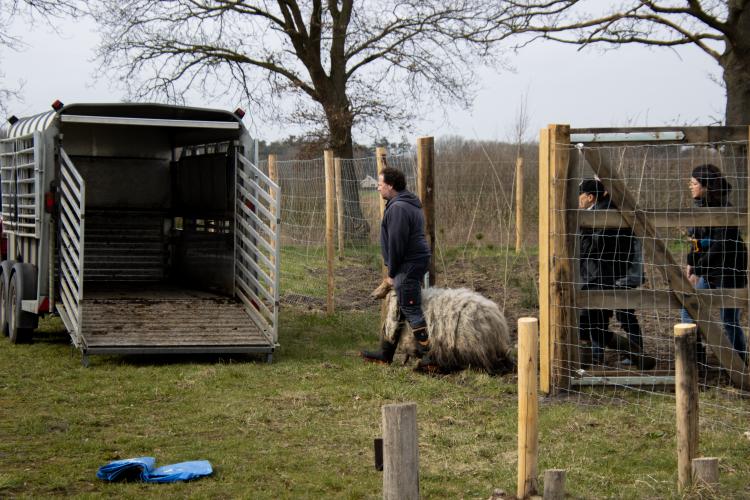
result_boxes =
[97,457,213,483]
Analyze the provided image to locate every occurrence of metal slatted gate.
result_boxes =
[0,132,42,239]
[57,148,85,347]
[235,153,280,347]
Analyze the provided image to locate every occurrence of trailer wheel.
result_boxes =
[8,263,38,344]
[0,260,15,336]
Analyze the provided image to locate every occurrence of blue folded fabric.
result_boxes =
[97,457,213,483]
[147,460,213,483]
[96,457,156,482]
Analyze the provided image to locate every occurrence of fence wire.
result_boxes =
[554,140,749,435]
[258,150,539,322]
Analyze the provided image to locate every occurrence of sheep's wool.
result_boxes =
[382,288,514,373]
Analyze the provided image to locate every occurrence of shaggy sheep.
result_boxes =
[381,287,515,374]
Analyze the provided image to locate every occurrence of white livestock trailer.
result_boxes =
[0,103,280,364]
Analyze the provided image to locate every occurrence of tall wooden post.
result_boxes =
[382,403,420,500]
[417,136,436,286]
[376,147,389,322]
[268,154,278,266]
[324,150,335,314]
[517,317,539,499]
[675,323,699,492]
[334,157,345,258]
[746,126,750,327]
[515,156,524,253]
[539,125,573,395]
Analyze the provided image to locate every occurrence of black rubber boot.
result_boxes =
[361,340,397,365]
[412,325,430,358]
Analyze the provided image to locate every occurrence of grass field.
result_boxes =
[1,306,749,499]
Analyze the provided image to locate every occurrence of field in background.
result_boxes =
[1,247,749,498]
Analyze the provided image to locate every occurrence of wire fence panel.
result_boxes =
[259,150,539,317]
[546,134,749,436]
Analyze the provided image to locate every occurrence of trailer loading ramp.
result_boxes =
[58,285,274,360]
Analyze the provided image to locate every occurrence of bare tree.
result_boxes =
[487,1,749,126]
[90,0,507,239]
[0,1,80,114]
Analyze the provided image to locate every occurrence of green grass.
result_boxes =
[1,310,749,499]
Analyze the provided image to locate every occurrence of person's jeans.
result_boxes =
[393,258,430,329]
[680,277,748,361]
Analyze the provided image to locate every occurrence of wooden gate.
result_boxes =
[539,125,750,393]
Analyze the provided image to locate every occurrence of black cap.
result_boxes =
[579,178,605,197]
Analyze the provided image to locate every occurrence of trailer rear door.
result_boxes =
[57,148,85,347]
[234,152,280,347]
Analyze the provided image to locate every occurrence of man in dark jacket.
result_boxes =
[578,179,642,366]
[361,167,432,364]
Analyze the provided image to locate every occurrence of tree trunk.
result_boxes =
[722,50,750,126]
[325,101,370,243]
[723,6,750,126]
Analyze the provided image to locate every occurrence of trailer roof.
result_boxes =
[1,103,245,140]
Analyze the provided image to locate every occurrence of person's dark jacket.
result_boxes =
[687,198,747,288]
[381,190,431,279]
[580,196,637,287]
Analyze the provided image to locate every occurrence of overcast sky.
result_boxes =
[4,15,723,145]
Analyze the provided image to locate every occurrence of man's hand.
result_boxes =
[386,277,393,286]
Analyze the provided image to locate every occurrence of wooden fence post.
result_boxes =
[692,457,719,491]
[376,146,388,271]
[538,125,573,395]
[515,156,524,254]
[543,469,566,500]
[517,317,539,499]
[324,150,335,314]
[675,323,699,492]
[416,137,436,286]
[376,147,389,323]
[382,402,419,500]
[334,157,345,259]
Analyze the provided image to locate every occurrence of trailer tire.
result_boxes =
[8,263,38,344]
[0,260,15,336]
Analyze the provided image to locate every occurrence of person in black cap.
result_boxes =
[578,178,646,366]
[681,164,747,364]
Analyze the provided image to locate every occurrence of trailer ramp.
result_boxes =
[79,285,272,357]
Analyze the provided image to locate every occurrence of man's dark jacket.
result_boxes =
[580,196,637,287]
[381,191,431,279]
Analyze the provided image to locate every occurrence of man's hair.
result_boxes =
[578,178,606,199]
[380,167,407,191]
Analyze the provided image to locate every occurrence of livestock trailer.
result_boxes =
[0,103,280,364]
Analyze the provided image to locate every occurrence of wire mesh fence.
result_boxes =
[258,148,539,320]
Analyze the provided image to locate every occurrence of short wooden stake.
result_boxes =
[324,150,335,314]
[692,457,719,490]
[334,157,345,258]
[517,317,539,499]
[382,402,419,500]
[515,156,524,254]
[675,323,698,491]
[543,469,566,500]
